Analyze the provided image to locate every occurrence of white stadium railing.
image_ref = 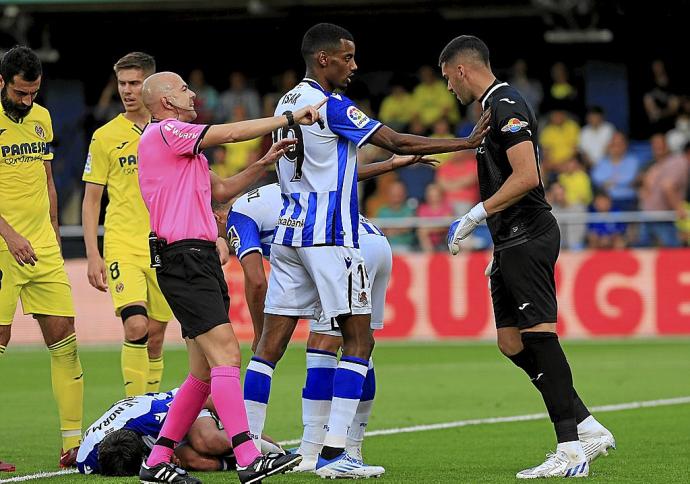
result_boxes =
[57,210,680,237]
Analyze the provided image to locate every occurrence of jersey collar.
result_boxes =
[302,78,330,95]
[479,79,509,110]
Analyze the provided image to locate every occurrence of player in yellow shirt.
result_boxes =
[82,52,172,397]
[0,45,84,468]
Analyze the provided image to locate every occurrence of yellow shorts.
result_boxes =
[105,254,173,322]
[0,245,75,324]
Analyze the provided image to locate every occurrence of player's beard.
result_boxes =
[1,87,33,122]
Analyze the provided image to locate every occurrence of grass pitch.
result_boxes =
[1,339,689,483]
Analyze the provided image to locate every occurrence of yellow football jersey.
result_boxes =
[83,114,150,259]
[0,102,56,251]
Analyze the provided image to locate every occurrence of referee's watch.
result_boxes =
[284,111,295,127]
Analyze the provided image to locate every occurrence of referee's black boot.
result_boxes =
[237,453,303,483]
[140,461,202,483]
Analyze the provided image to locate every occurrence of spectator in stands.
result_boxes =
[416,183,453,252]
[591,131,640,211]
[643,60,680,135]
[219,71,261,122]
[411,65,459,128]
[586,190,628,249]
[556,156,592,249]
[666,97,690,154]
[508,59,543,113]
[378,82,415,131]
[214,105,261,178]
[578,106,615,167]
[376,180,416,251]
[676,143,690,246]
[540,109,581,172]
[436,149,479,216]
[637,135,687,247]
[455,102,481,138]
[545,62,579,114]
[263,69,298,116]
[546,181,585,250]
[94,78,122,123]
[188,68,219,124]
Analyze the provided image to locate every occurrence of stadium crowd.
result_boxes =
[85,59,690,252]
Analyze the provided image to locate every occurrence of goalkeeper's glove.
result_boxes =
[447,202,487,255]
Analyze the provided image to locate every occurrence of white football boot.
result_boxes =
[516,450,589,479]
[315,452,385,479]
[579,424,616,463]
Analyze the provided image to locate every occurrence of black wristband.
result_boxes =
[284,110,295,127]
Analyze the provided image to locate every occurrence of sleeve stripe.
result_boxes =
[357,122,382,148]
[194,125,211,154]
[237,247,262,260]
[82,180,106,186]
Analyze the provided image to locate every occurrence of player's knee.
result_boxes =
[121,305,147,325]
[497,336,522,357]
[121,305,148,341]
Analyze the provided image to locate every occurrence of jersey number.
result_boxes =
[273,111,305,182]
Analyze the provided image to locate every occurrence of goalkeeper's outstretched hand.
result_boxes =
[447,202,488,256]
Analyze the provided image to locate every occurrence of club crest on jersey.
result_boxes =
[346,106,370,128]
[34,124,45,139]
[501,118,529,133]
[358,291,368,305]
[115,282,125,293]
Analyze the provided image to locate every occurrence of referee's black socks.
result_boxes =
[508,347,591,425]
[520,331,578,443]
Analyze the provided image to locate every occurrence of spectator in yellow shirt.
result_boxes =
[378,83,415,131]
[540,110,581,170]
[558,155,593,207]
[411,65,459,128]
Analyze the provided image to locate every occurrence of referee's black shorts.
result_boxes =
[490,223,560,330]
[156,239,230,339]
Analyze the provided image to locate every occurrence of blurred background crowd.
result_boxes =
[3,0,688,253]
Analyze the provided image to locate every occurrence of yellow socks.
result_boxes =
[0,344,6,356]
[47,334,83,450]
[147,355,164,393]
[122,341,149,397]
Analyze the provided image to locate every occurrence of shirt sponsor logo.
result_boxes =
[164,123,199,140]
[346,105,370,128]
[278,216,304,228]
[501,118,529,133]
[1,142,49,163]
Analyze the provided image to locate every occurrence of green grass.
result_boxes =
[1,339,689,483]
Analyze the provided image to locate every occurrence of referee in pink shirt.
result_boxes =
[137,71,324,484]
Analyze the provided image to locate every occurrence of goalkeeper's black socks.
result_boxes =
[521,331,578,443]
[508,347,591,425]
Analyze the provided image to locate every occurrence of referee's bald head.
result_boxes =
[439,35,490,68]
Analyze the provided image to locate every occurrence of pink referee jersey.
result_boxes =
[138,118,217,244]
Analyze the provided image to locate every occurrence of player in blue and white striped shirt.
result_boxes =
[252,22,489,478]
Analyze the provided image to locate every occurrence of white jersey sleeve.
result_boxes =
[227,183,282,260]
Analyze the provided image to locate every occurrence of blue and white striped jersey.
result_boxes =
[272,78,382,248]
[358,214,385,237]
[76,390,177,474]
[227,183,282,260]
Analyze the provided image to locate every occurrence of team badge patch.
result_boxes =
[358,291,369,305]
[501,118,529,133]
[346,106,370,128]
[115,282,125,293]
[35,124,45,139]
[83,153,92,175]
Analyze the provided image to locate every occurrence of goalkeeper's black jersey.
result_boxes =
[476,80,556,251]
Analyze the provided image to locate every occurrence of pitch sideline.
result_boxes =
[2,395,689,483]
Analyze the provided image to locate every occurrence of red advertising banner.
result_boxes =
[8,249,690,345]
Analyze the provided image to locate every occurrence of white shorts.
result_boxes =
[311,234,392,335]
[265,244,372,320]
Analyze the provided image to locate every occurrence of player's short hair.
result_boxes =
[0,45,42,83]
[301,23,354,63]
[98,429,147,476]
[211,198,232,213]
[114,52,156,75]
[438,35,490,67]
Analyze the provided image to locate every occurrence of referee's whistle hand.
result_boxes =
[5,232,37,266]
[294,98,328,126]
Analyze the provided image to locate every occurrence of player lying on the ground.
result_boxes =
[76,389,283,476]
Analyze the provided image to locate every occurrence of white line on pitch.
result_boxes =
[278,395,690,446]
[3,395,689,482]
